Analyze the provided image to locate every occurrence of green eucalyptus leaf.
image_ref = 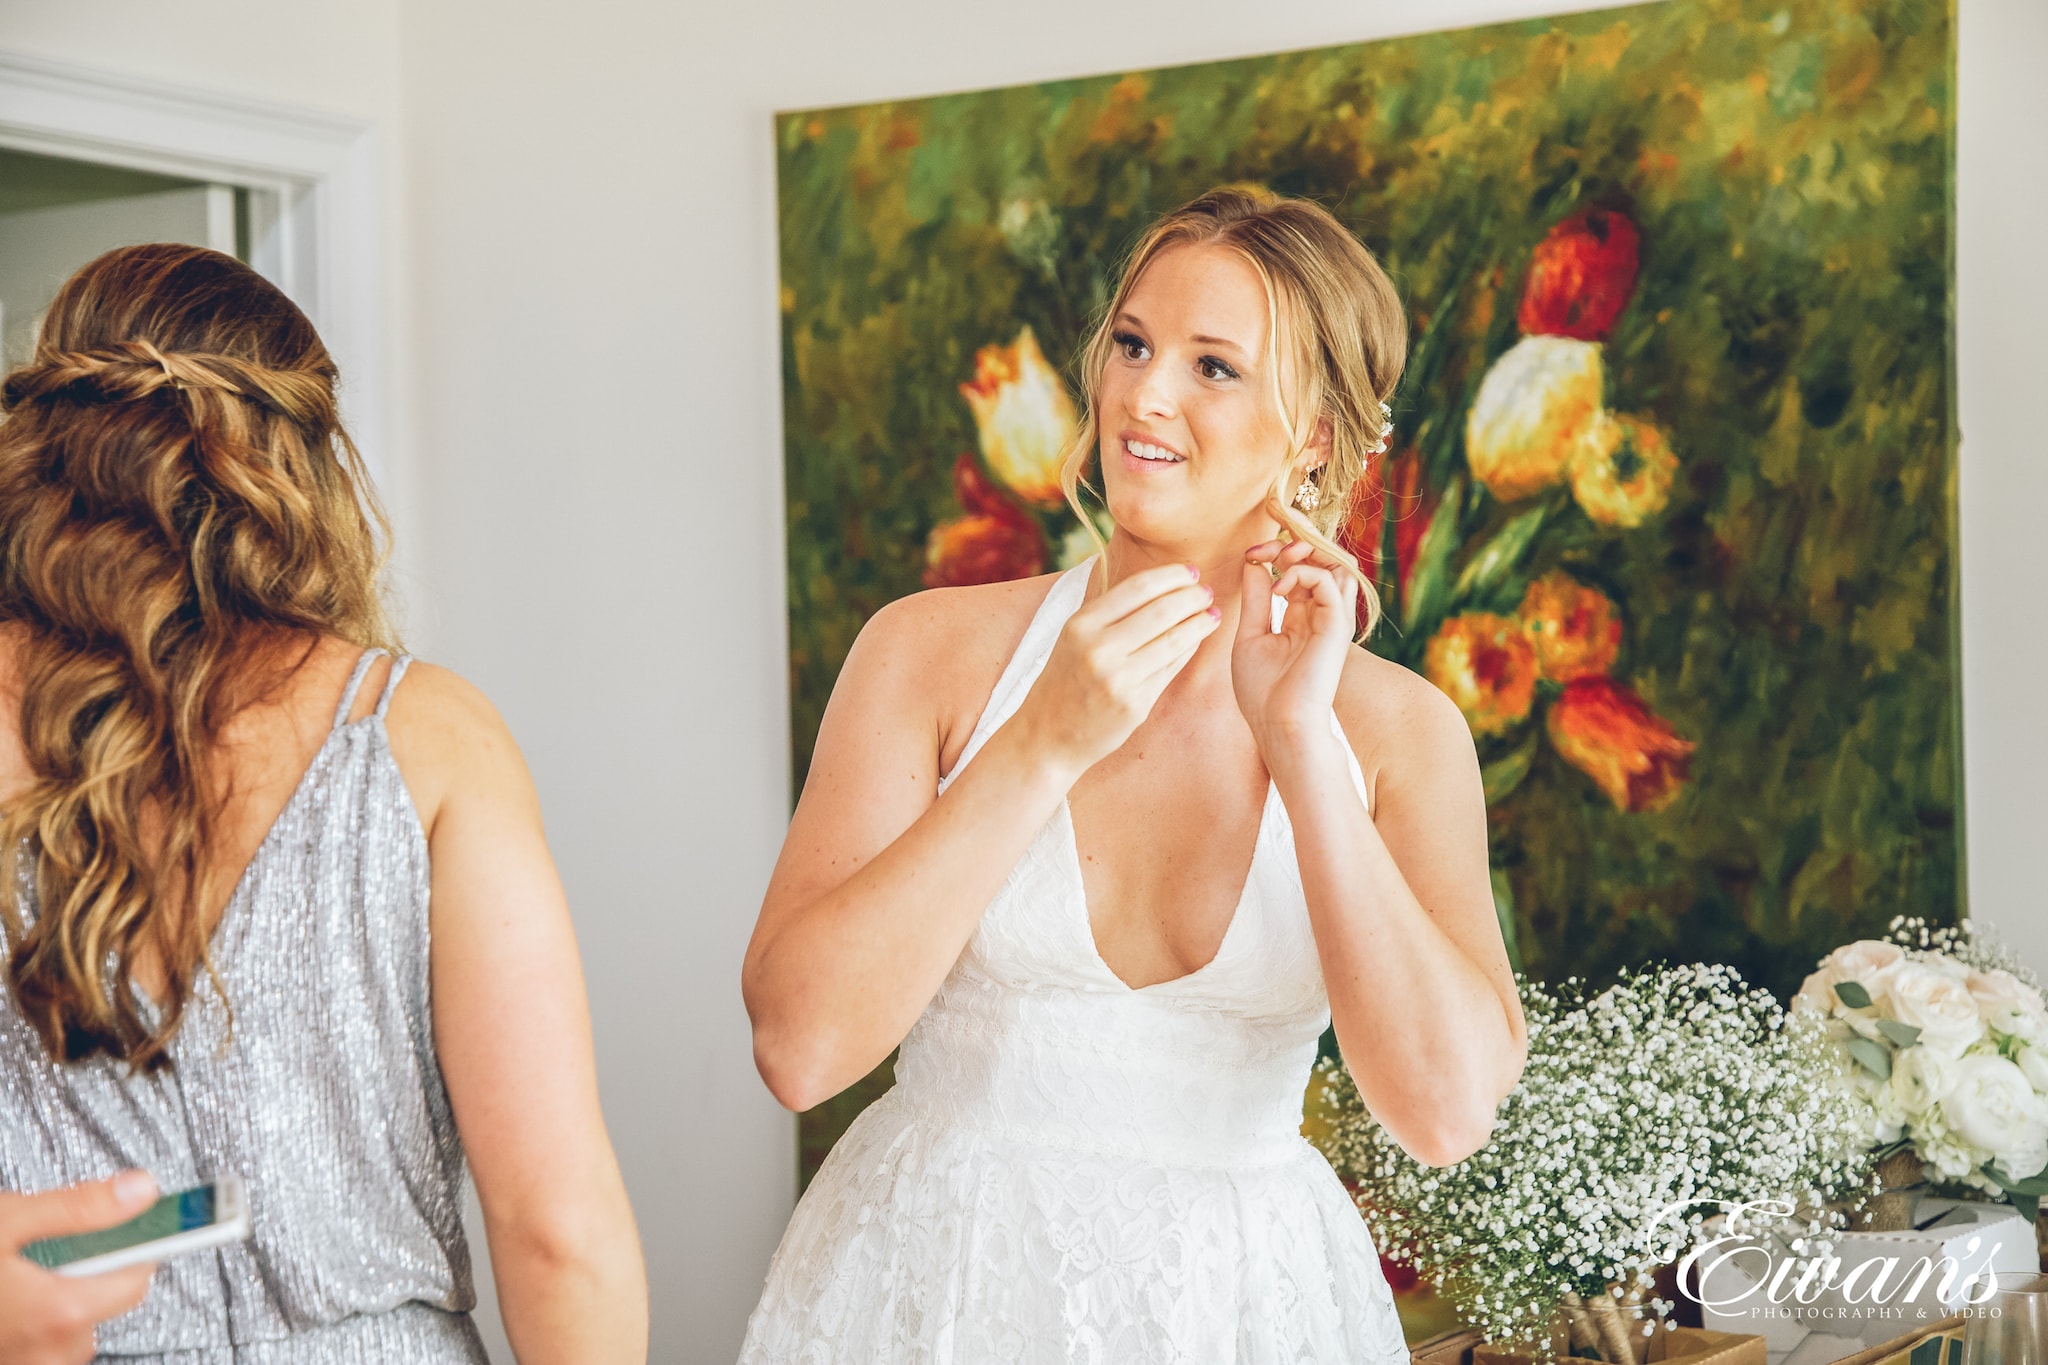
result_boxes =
[1874,1018,1922,1048]
[1452,504,1549,604]
[1845,1036,1892,1080]
[1834,980,1874,1010]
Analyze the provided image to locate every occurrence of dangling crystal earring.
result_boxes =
[1292,471,1322,513]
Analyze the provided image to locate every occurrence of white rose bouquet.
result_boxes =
[1793,916,2048,1218]
[1312,963,1872,1358]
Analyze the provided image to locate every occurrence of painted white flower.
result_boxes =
[1887,963,1989,1059]
[958,325,1078,508]
[1942,1054,2048,1181]
[1464,336,1605,502]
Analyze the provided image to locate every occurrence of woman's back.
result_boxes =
[0,638,485,1360]
[0,242,646,1363]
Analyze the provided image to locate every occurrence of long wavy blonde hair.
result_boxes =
[1059,185,1408,634]
[0,243,395,1069]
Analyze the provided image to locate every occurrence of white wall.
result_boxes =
[1956,0,2048,979]
[0,0,2041,1362]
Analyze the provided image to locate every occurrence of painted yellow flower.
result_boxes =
[958,325,1077,508]
[1464,336,1605,502]
[1517,571,1622,683]
[1423,613,1540,738]
[1569,412,1678,528]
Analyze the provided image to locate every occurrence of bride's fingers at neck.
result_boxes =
[1102,535,1277,602]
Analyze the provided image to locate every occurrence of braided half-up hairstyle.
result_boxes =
[1058,185,1408,635]
[0,243,395,1069]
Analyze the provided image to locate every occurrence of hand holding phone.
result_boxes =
[1,1173,158,1365]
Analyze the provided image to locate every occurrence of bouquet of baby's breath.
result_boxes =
[1312,963,1875,1360]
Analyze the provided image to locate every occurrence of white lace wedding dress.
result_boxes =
[738,560,1409,1364]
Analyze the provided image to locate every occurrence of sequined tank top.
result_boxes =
[0,648,486,1363]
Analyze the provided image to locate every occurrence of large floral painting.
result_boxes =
[774,0,1959,1221]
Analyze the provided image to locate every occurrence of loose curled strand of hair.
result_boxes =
[1057,186,1408,635]
[0,243,395,1070]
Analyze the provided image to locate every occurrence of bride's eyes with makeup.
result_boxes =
[1110,329,1242,384]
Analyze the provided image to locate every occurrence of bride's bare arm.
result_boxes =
[743,566,1218,1112]
[1232,543,1524,1170]
[1288,673,1526,1168]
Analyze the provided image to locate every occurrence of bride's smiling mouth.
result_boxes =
[1120,432,1187,471]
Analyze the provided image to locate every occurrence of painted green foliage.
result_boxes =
[777,0,1958,1182]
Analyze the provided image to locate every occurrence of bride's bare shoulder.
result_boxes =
[850,572,1066,683]
[1332,643,1479,795]
[836,574,1067,771]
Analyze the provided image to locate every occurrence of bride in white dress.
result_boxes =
[739,185,1529,1362]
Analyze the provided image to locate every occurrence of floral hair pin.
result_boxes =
[1369,400,1395,456]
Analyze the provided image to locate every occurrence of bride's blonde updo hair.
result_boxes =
[1058,185,1407,635]
[0,242,394,1069]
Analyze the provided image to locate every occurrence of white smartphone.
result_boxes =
[23,1175,250,1277]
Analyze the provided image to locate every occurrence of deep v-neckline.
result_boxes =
[1060,778,1276,995]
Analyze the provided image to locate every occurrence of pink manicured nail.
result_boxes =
[1206,606,1222,620]
[113,1170,157,1205]
[1187,563,1202,580]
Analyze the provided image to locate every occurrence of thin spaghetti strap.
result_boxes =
[372,654,414,720]
[332,648,390,730]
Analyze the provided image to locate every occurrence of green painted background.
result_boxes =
[775,0,1958,1189]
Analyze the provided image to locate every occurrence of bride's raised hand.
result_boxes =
[1007,561,1221,777]
[1231,538,1357,758]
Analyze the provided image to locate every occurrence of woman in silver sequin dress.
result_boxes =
[0,244,648,1363]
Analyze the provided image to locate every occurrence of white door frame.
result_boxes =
[0,50,393,496]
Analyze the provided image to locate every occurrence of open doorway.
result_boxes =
[0,145,248,369]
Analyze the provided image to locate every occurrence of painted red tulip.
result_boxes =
[1546,675,1695,813]
[923,454,1046,588]
[1517,207,1641,342]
